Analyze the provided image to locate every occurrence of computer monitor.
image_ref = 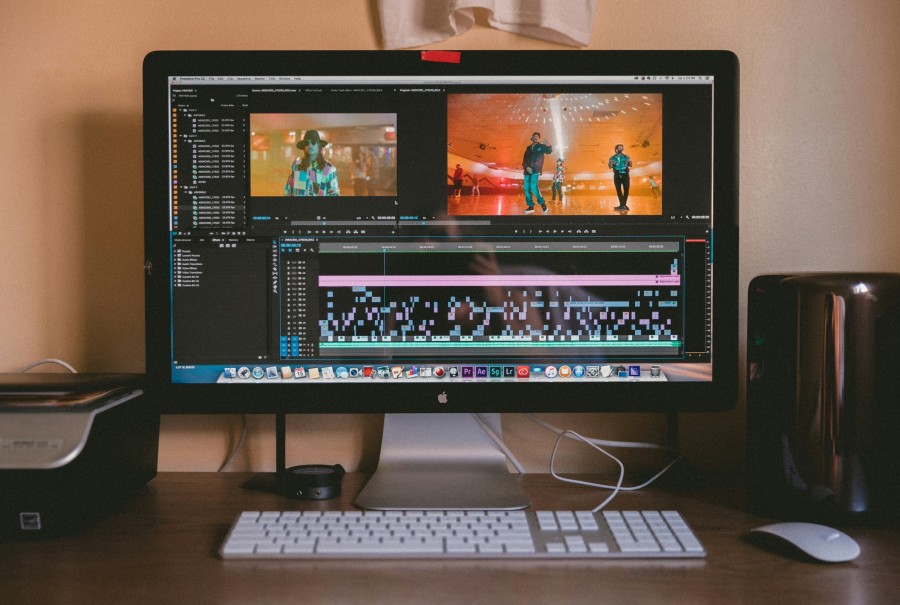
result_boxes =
[143,50,739,509]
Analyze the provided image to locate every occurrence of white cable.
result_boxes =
[473,414,526,474]
[549,429,625,512]
[19,358,78,373]
[218,415,248,472]
[525,413,685,509]
[525,413,678,454]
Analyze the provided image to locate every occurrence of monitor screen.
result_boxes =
[143,51,739,416]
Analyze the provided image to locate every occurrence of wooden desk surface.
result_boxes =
[1,472,898,604]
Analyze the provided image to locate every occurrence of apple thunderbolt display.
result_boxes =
[143,51,739,508]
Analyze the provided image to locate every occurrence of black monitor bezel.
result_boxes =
[143,50,739,414]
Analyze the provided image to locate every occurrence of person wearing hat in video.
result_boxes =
[284,129,341,196]
[550,157,565,201]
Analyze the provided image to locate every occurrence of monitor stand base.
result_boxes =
[355,413,531,511]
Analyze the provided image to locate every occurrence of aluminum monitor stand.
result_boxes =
[355,413,531,511]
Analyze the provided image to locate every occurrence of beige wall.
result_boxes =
[2,1,899,474]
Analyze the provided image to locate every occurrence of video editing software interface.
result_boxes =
[164,72,717,385]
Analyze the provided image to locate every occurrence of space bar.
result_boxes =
[316,541,445,554]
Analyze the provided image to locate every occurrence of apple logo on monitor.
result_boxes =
[437,392,448,404]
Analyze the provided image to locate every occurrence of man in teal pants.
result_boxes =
[522,132,552,214]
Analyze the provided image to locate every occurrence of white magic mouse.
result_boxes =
[750,522,860,563]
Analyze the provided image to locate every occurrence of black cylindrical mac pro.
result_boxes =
[747,273,900,524]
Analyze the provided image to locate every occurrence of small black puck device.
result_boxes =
[283,464,346,500]
[275,413,345,500]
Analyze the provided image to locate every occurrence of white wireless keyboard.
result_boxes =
[220,509,705,559]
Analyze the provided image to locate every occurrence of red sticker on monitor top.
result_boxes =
[421,51,461,64]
